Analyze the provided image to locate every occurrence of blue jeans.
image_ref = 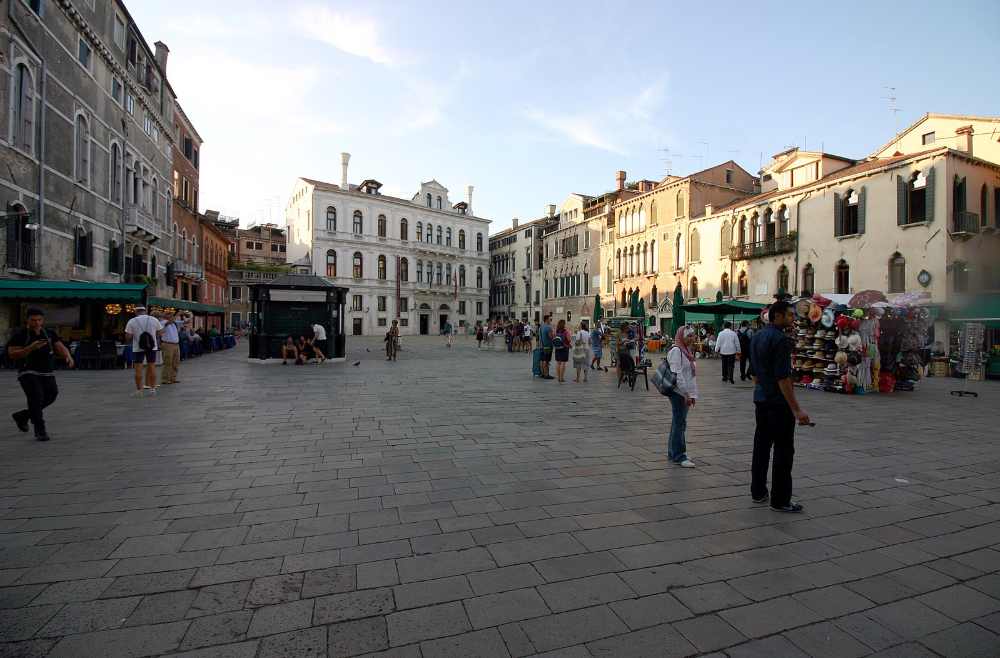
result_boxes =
[667,390,688,462]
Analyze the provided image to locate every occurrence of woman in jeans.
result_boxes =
[666,325,699,468]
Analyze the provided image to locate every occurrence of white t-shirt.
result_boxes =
[313,324,327,341]
[575,329,591,346]
[125,314,161,352]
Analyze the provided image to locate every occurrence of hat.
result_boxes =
[795,299,812,318]
[848,351,862,366]
[824,363,840,376]
[821,308,836,328]
[834,351,849,366]
[808,304,822,323]
[836,335,849,349]
[848,334,862,350]
[812,294,832,308]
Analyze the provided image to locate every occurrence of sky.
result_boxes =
[128,0,1000,232]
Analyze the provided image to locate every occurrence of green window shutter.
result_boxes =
[925,167,935,223]
[834,192,843,237]
[994,187,1000,228]
[897,176,907,225]
[858,187,867,234]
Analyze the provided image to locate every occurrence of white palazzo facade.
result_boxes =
[285,155,490,336]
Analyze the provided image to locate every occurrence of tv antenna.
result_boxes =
[883,85,903,133]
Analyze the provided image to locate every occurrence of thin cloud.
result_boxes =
[524,109,624,154]
[292,5,393,65]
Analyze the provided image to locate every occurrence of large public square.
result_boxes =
[1,337,999,657]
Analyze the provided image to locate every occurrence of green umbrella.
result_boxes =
[713,290,725,331]
[593,294,603,324]
[637,298,646,324]
[631,289,640,317]
[671,283,685,334]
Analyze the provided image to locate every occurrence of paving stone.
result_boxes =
[586,622,697,657]
[919,621,999,658]
[519,605,629,654]
[356,560,399,589]
[303,531,359,553]
[533,551,625,583]
[866,642,940,658]
[181,526,249,551]
[396,547,496,583]
[341,540,412,565]
[673,581,752,614]
[673,613,746,652]
[537,573,634,612]
[468,564,545,595]
[124,589,198,626]
[45,620,190,658]
[862,598,955,640]
[105,550,220,577]
[327,617,388,656]
[918,583,1000,621]
[785,621,871,658]
[790,584,874,618]
[36,596,140,636]
[257,626,327,657]
[499,621,536,657]
[167,640,259,658]
[245,520,297,544]
[719,596,822,638]
[572,526,655,552]
[179,610,252,649]
[619,564,706,595]
[410,531,475,554]
[394,574,472,609]
[186,580,252,618]
[725,634,810,658]
[610,592,693,629]
[0,638,57,658]
[109,533,189,558]
[301,565,356,598]
[0,604,62,642]
[387,600,471,646]
[189,557,283,587]
[16,560,116,584]
[313,588,395,624]
[420,628,511,657]
[464,587,550,629]
[100,569,195,598]
[487,534,587,567]
[282,549,342,573]
[0,584,45,609]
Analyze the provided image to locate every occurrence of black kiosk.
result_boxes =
[248,274,348,361]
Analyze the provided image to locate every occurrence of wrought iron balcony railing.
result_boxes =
[729,235,796,260]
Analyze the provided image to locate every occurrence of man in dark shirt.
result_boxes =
[749,301,810,512]
[737,321,753,380]
[6,307,74,441]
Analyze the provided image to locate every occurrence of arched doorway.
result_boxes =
[419,303,432,335]
[439,304,450,334]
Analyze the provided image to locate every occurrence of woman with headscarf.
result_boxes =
[666,325,699,468]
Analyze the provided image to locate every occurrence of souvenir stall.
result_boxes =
[790,291,931,394]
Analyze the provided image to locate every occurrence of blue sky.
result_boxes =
[129,0,1000,232]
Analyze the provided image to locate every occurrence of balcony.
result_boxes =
[730,235,796,260]
[4,237,36,273]
[951,211,980,238]
[126,206,159,242]
[173,259,204,279]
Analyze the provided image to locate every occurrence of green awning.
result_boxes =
[0,279,146,301]
[147,296,224,314]
[948,295,1000,328]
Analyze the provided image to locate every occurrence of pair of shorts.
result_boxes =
[539,347,553,362]
[134,349,157,364]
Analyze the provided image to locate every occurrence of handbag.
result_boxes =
[652,358,677,395]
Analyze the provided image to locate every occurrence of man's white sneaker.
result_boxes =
[679,460,696,468]
[133,390,144,398]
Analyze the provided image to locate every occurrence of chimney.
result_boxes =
[466,185,474,211]
[153,41,169,73]
[705,203,713,216]
[340,153,350,190]
[616,170,626,191]
[512,218,519,229]
[547,204,556,218]
[955,125,974,157]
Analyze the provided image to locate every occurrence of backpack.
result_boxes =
[552,333,565,349]
[138,318,156,351]
[652,357,678,395]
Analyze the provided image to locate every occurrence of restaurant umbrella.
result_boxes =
[630,289,640,317]
[637,298,646,325]
[713,290,725,331]
[671,283,685,334]
[592,294,603,324]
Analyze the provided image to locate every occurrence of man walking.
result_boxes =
[737,321,753,381]
[750,301,810,513]
[159,311,181,385]
[538,315,554,379]
[312,321,328,358]
[7,308,74,441]
[125,306,162,397]
[716,321,740,384]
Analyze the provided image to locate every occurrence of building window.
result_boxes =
[426,193,432,207]
[675,191,685,217]
[674,234,682,269]
[477,233,483,252]
[377,318,387,327]
[108,239,121,274]
[921,131,935,145]
[400,218,408,240]
[377,255,387,280]
[73,226,92,266]
[458,229,466,249]
[378,214,387,237]
[377,296,387,312]
[689,229,700,262]
[352,252,363,278]
[74,114,90,185]
[476,301,483,315]
[459,301,466,315]
[837,188,862,236]
[778,206,789,237]
[459,265,466,287]
[326,206,336,231]
[436,263,443,285]
[13,64,34,154]
[425,223,433,243]
[689,277,699,300]
[353,210,363,234]
[953,261,969,293]
[113,13,126,49]
[888,253,906,293]
[980,184,988,226]
[416,222,422,241]
[125,93,135,115]
[416,259,423,283]
[400,297,409,312]
[326,250,336,277]
[721,273,730,297]
[725,169,733,185]
[352,295,362,311]
[78,37,92,70]
[399,257,409,282]
[476,267,483,289]
[436,225,442,245]
[737,271,748,296]
[436,195,442,209]
[802,263,815,294]
[271,244,278,252]
[777,265,789,293]
[835,259,850,294]
[446,227,452,246]
[26,0,42,15]
[109,144,122,203]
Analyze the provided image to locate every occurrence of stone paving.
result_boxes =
[1,335,999,657]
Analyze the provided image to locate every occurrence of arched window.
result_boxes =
[904,171,929,224]
[445,263,452,286]
[377,255,387,280]
[377,214,386,237]
[841,189,860,235]
[638,207,646,231]
[14,64,34,154]
[674,233,682,269]
[326,206,336,231]
[617,212,624,237]
[764,207,775,242]
[458,229,466,249]
[802,263,815,295]
[721,272,730,297]
[352,210,363,234]
[436,262,443,284]
[180,229,188,260]
[416,221,423,241]
[400,217,408,240]
[191,238,198,266]
[425,261,433,284]
[108,239,120,274]
[778,205,789,237]
[752,212,762,242]
[651,284,658,306]
[436,225,442,244]
[416,259,423,283]
[436,195,442,209]
[835,259,850,294]
[888,253,905,293]
[110,144,121,203]
[737,271,748,296]
[616,249,622,278]
[627,245,634,276]
[621,288,627,308]
[675,190,685,217]
[477,233,483,252]
[151,178,159,219]
[476,267,483,288]
[459,265,466,286]
[398,257,408,282]
[642,243,649,274]
[777,265,789,293]
[426,223,433,243]
[689,277,699,300]
[426,193,432,207]
[721,221,732,253]
[75,114,90,184]
[171,223,178,257]
[353,251,363,278]
[650,201,657,225]
[73,226,90,266]
[446,227,452,246]
[651,239,657,272]
[326,249,336,277]
[739,215,747,245]
[690,229,700,262]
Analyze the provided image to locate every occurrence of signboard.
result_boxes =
[269,290,327,302]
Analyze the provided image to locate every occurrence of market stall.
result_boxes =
[790,291,931,394]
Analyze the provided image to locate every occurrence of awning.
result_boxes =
[147,296,224,314]
[681,299,764,324]
[947,295,1000,328]
[0,279,146,302]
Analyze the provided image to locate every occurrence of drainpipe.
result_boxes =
[120,118,128,283]
[9,3,46,272]
[794,191,812,294]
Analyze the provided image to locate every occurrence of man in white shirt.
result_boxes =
[312,322,328,359]
[159,311,182,385]
[716,321,741,384]
[125,306,162,397]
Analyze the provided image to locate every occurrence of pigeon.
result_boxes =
[366,348,370,352]
[353,361,361,366]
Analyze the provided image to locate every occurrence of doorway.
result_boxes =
[439,314,448,333]
[419,315,429,335]
[352,318,363,335]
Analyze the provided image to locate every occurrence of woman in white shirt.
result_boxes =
[666,325,699,468]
